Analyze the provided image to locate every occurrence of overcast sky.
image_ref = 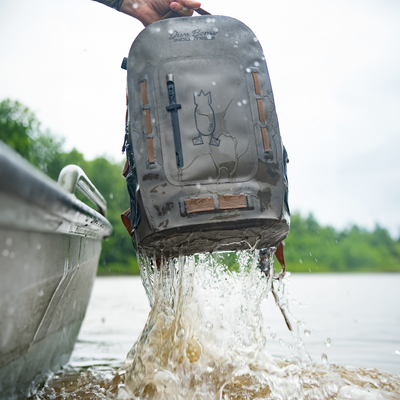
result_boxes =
[1,0,399,237]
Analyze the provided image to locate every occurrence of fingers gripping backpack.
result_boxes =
[121,11,290,258]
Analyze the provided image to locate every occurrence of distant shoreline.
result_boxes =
[97,264,400,276]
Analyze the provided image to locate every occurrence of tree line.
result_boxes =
[0,99,138,275]
[1,99,399,274]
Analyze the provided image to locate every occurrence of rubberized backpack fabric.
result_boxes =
[122,13,290,258]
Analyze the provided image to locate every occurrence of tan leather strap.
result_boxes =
[147,138,155,163]
[143,109,152,134]
[122,159,129,178]
[256,99,265,123]
[121,209,131,234]
[261,127,270,152]
[219,194,247,210]
[252,72,261,95]
[252,72,271,152]
[141,80,155,162]
[185,197,214,213]
[140,81,149,105]
[275,242,285,272]
[141,81,152,134]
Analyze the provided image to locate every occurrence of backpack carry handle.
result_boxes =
[161,7,211,20]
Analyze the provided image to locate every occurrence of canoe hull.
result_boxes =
[0,231,101,398]
[0,143,112,398]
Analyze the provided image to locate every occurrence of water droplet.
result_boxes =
[299,259,303,264]
[213,27,218,32]
[196,183,201,190]
[5,238,12,246]
[239,64,243,70]
[242,99,247,104]
[325,338,331,347]
[304,329,311,337]
[168,29,174,34]
[225,33,229,38]
[395,350,400,355]
[245,68,251,73]
[37,244,42,250]
[237,101,242,107]
[211,81,216,86]
[321,353,329,364]
[206,18,211,23]
[132,2,138,8]
[177,328,185,338]
[38,290,44,297]
[207,35,212,40]
[2,249,9,257]
[109,193,114,199]
[254,61,259,67]
[253,37,258,42]
[309,252,312,256]
[205,322,213,331]
[156,27,160,32]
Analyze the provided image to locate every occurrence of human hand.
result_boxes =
[119,0,202,26]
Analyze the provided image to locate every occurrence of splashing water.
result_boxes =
[121,250,277,399]
[35,250,400,399]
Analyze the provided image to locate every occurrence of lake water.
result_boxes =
[34,268,400,399]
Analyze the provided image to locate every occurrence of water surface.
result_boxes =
[34,259,400,399]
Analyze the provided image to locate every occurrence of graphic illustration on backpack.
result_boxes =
[192,90,220,147]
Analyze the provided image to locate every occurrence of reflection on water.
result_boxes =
[33,251,400,399]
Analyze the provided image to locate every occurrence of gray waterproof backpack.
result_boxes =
[121,11,290,258]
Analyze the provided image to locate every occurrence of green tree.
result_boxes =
[0,99,32,158]
[284,213,400,273]
[82,156,139,274]
[0,99,64,174]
